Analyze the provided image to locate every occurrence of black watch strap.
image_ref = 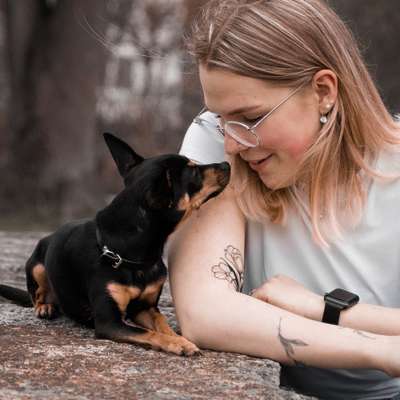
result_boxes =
[322,302,341,325]
[322,289,360,325]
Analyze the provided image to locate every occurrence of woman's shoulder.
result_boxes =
[376,144,400,175]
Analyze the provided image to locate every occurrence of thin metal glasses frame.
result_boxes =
[194,82,307,148]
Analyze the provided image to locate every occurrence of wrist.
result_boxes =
[308,294,325,321]
[322,289,360,325]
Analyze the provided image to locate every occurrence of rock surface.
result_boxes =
[0,231,313,400]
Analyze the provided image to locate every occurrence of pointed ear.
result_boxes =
[103,133,144,178]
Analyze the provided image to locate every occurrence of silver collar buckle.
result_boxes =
[102,246,123,269]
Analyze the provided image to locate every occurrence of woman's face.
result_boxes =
[199,65,323,190]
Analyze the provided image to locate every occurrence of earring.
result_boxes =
[320,115,328,124]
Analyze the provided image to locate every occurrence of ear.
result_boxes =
[311,69,338,115]
[103,133,144,178]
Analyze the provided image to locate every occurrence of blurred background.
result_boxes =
[0,0,399,230]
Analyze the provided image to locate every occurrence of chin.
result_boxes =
[260,174,293,191]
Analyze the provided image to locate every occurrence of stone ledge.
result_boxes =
[0,231,312,400]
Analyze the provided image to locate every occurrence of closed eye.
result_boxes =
[243,115,262,123]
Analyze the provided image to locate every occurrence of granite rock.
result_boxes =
[0,232,313,400]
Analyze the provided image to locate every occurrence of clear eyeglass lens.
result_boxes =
[224,122,258,147]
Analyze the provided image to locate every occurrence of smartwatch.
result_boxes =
[322,288,359,325]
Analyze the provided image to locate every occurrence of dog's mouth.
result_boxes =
[193,176,230,209]
[177,162,231,215]
[201,165,230,205]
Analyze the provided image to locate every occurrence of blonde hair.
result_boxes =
[187,0,400,244]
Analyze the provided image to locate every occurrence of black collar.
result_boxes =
[95,226,146,269]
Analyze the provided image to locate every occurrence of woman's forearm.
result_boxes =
[180,289,397,376]
[329,302,400,336]
[250,274,400,336]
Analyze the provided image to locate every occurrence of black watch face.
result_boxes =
[325,288,359,308]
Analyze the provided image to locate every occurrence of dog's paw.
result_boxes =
[34,303,56,319]
[180,337,202,356]
[163,336,201,356]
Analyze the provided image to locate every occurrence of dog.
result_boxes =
[0,133,230,356]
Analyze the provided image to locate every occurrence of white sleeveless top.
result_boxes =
[180,111,400,400]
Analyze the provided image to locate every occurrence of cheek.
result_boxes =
[265,117,319,160]
[283,133,315,159]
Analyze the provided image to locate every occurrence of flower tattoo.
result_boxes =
[211,245,244,291]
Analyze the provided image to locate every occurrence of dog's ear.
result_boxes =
[103,133,144,178]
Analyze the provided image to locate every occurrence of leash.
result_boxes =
[95,226,146,269]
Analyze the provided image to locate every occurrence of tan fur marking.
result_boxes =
[107,283,141,314]
[133,307,177,336]
[32,263,56,318]
[149,308,178,336]
[119,330,199,355]
[177,167,224,217]
[177,193,190,211]
[134,310,155,330]
[32,263,49,305]
[139,278,165,304]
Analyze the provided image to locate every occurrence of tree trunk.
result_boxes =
[2,0,108,223]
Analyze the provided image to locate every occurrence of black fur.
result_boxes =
[0,133,230,355]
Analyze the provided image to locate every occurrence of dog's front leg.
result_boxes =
[92,287,200,355]
[95,320,199,355]
[134,307,179,336]
[133,307,201,355]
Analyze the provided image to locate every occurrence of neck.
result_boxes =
[95,193,182,265]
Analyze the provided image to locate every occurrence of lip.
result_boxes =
[248,155,273,172]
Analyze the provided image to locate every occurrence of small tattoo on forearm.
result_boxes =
[211,245,244,291]
[337,326,377,340]
[353,330,377,340]
[278,318,309,367]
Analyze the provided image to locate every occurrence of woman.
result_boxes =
[168,0,400,398]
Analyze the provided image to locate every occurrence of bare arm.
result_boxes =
[168,188,400,376]
[250,274,400,336]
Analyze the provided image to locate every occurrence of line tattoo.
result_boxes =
[353,330,377,340]
[278,318,309,367]
[211,245,244,291]
[337,326,377,340]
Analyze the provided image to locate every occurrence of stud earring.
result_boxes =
[320,115,328,124]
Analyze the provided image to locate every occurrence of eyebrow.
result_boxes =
[206,104,261,117]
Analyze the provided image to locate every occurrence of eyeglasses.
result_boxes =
[194,82,307,148]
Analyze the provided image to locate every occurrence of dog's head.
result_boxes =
[103,133,230,221]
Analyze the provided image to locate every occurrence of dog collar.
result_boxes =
[96,226,146,269]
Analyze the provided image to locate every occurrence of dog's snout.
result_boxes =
[219,162,230,172]
[216,162,230,187]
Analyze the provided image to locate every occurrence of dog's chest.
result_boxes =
[106,277,165,314]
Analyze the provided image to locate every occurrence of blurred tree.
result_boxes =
[1,0,108,225]
[329,0,400,114]
[0,0,398,229]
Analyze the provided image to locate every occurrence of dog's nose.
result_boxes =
[219,162,230,171]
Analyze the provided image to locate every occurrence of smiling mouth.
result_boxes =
[248,155,273,171]
[250,155,272,165]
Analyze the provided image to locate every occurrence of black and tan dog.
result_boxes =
[0,133,230,355]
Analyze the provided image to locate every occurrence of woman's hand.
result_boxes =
[250,274,324,321]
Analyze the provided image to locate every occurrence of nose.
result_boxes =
[224,134,248,155]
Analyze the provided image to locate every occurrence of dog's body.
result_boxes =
[0,133,230,355]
